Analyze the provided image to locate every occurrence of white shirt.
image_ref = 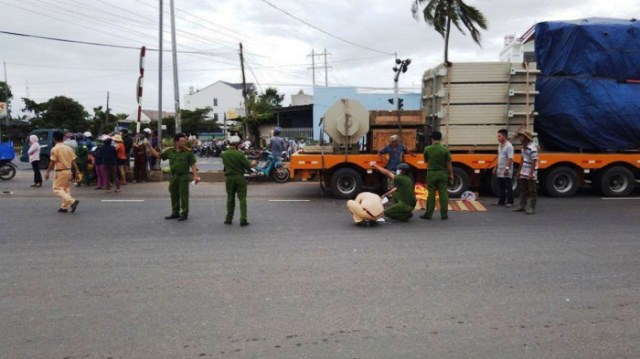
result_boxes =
[520,143,539,179]
[497,141,514,178]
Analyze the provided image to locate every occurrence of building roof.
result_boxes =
[191,80,256,94]
[141,110,174,121]
[274,104,313,114]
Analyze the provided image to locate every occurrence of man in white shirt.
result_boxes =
[494,129,514,207]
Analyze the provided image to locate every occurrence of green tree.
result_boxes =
[180,107,217,135]
[22,96,88,130]
[412,0,488,65]
[0,81,13,105]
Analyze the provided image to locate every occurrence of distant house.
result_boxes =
[500,25,536,63]
[183,81,255,126]
[124,110,174,123]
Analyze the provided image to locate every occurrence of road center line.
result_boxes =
[101,200,146,202]
[268,200,311,202]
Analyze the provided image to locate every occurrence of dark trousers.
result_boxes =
[134,160,148,182]
[497,177,514,204]
[31,161,42,184]
[105,165,120,190]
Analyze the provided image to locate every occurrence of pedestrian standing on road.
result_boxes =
[27,134,43,188]
[378,135,412,171]
[347,192,385,227]
[101,136,120,193]
[45,131,80,213]
[513,130,538,214]
[132,135,148,183]
[222,136,255,226]
[421,131,454,220]
[147,133,199,221]
[74,136,89,187]
[121,129,133,170]
[372,162,416,222]
[494,129,515,207]
[113,134,128,185]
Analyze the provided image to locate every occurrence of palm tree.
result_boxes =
[412,0,488,66]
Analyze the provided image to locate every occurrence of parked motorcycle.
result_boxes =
[0,140,17,181]
[244,150,290,183]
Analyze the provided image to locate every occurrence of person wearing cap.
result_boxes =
[45,131,80,213]
[347,192,385,227]
[269,127,287,162]
[222,136,255,226]
[514,130,538,214]
[147,133,198,221]
[378,134,412,171]
[372,162,416,222]
[421,131,453,220]
[112,134,128,185]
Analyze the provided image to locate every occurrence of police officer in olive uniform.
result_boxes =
[148,133,199,221]
[222,136,254,226]
[372,162,416,222]
[421,131,453,220]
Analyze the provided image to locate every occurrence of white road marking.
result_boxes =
[101,200,146,202]
[600,197,640,200]
[268,200,311,202]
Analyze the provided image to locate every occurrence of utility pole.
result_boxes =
[158,0,163,151]
[3,61,10,127]
[307,49,316,87]
[105,91,110,130]
[239,42,250,140]
[323,48,329,87]
[170,0,181,133]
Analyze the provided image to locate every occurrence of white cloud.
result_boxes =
[1,0,639,118]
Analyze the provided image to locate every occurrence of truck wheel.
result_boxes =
[543,166,579,197]
[599,166,635,197]
[331,168,362,199]
[448,167,470,198]
[39,156,50,170]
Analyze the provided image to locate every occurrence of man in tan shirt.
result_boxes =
[45,131,80,213]
[347,192,385,227]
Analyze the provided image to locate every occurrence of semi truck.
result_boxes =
[289,19,640,199]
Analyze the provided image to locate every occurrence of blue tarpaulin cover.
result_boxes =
[535,18,640,78]
[536,77,640,151]
[535,18,640,151]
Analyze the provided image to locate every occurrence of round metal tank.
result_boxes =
[322,98,369,145]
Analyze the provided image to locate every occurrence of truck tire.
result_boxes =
[599,166,635,197]
[272,168,290,183]
[331,168,362,199]
[448,167,470,198]
[39,156,50,170]
[543,166,579,197]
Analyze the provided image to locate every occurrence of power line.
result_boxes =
[258,0,395,56]
[0,30,237,56]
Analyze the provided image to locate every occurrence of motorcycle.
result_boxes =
[244,150,290,183]
[0,140,17,181]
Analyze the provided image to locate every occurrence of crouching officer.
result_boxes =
[372,162,416,222]
[148,133,199,221]
[222,136,255,226]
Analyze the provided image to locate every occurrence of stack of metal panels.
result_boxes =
[422,62,538,148]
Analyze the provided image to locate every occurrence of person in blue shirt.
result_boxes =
[378,135,414,171]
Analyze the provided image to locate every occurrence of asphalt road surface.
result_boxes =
[1,168,639,358]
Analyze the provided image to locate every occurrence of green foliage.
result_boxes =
[179,107,220,134]
[412,0,488,63]
[0,81,13,102]
[22,96,88,131]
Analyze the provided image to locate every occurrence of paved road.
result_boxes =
[1,170,639,358]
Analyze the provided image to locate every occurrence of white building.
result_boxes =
[499,25,536,63]
[183,81,255,123]
[291,90,313,106]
